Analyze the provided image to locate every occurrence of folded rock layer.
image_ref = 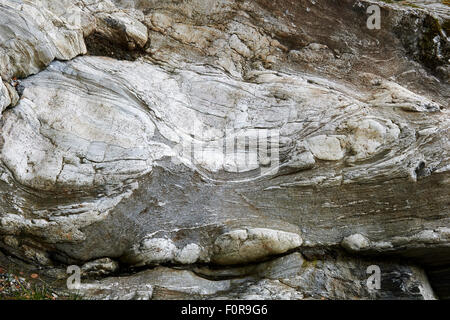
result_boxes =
[0,0,449,299]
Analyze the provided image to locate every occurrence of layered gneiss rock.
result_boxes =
[0,0,448,299]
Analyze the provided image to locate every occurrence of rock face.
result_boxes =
[0,0,449,300]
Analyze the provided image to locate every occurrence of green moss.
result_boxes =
[442,19,450,36]
[302,259,318,268]
[417,15,446,70]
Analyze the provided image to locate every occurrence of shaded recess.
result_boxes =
[85,32,145,61]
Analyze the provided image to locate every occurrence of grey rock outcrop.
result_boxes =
[75,252,436,300]
[0,0,448,299]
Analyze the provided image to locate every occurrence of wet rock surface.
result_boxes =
[0,0,449,299]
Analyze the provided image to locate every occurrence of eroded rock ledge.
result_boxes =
[0,0,449,299]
